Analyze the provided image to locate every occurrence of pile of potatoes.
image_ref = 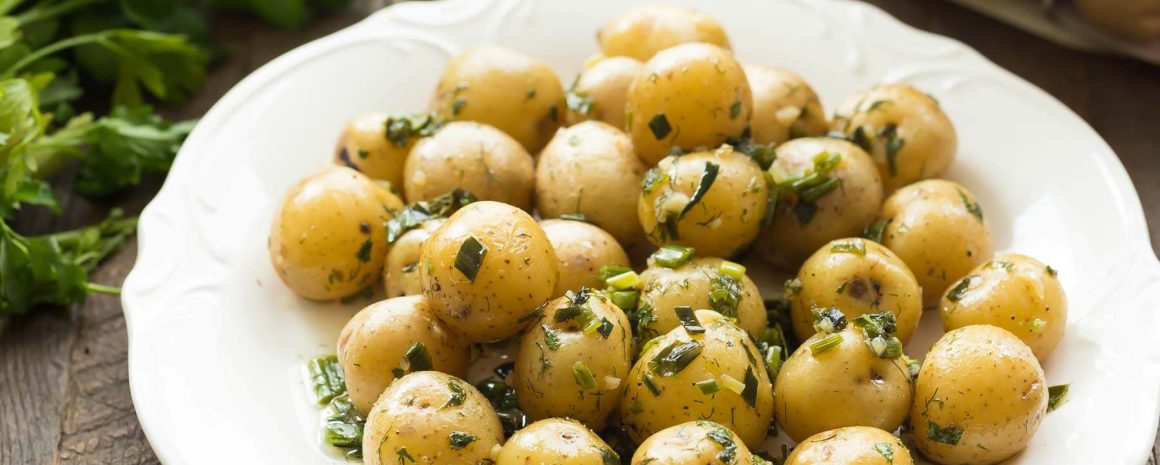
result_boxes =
[268,4,1069,465]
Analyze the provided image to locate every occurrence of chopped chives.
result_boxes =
[651,245,695,268]
[542,324,561,350]
[719,374,746,395]
[679,162,720,218]
[719,260,746,279]
[642,372,662,396]
[307,355,345,405]
[811,307,848,334]
[448,431,478,449]
[946,276,976,302]
[1048,384,1070,412]
[809,333,843,355]
[765,346,783,380]
[606,271,641,290]
[674,306,704,334]
[925,422,963,445]
[648,340,703,376]
[648,113,672,139]
[695,378,720,395]
[555,305,587,323]
[403,342,433,372]
[864,219,889,243]
[573,361,599,389]
[560,212,588,222]
[443,382,467,407]
[830,238,866,256]
[596,318,614,338]
[609,290,639,311]
[453,236,487,282]
[599,265,634,281]
[742,366,758,407]
[799,177,839,203]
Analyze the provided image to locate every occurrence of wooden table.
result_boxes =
[1,1,1157,463]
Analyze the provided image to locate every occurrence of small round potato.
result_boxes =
[420,201,559,342]
[636,257,766,340]
[754,138,883,268]
[744,65,828,145]
[630,421,754,465]
[774,324,913,442]
[535,121,646,245]
[599,5,732,61]
[638,147,768,257]
[789,238,922,343]
[620,310,775,446]
[831,84,957,193]
[363,371,504,465]
[404,121,535,210]
[384,220,443,298]
[513,292,632,429]
[334,112,440,196]
[269,166,403,300]
[1075,0,1160,40]
[911,325,1048,465]
[430,46,565,153]
[880,179,993,308]
[626,43,751,166]
[496,418,619,465]
[940,254,1067,361]
[540,219,631,297]
[785,426,914,465]
[337,295,469,414]
[566,56,643,129]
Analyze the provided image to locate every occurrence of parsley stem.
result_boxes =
[84,282,121,296]
[4,32,111,78]
[13,0,107,26]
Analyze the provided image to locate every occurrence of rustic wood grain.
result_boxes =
[0,1,1156,464]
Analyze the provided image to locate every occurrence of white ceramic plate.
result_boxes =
[122,0,1160,463]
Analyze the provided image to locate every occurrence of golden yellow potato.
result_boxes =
[620,310,774,446]
[754,138,883,268]
[535,121,646,245]
[333,112,442,196]
[636,256,766,340]
[941,254,1067,361]
[336,295,469,414]
[540,219,631,297]
[744,65,828,145]
[1075,0,1160,40]
[630,421,754,465]
[496,418,619,465]
[269,166,403,300]
[566,56,643,129]
[384,220,443,298]
[785,426,914,465]
[626,43,751,166]
[911,325,1048,465]
[638,147,768,257]
[363,371,503,465]
[513,291,632,430]
[831,84,957,193]
[430,45,565,153]
[404,121,534,210]
[599,5,731,61]
[880,179,993,308]
[789,238,922,343]
[420,201,559,342]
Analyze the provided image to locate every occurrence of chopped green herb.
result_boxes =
[765,346,783,380]
[729,101,742,119]
[695,378,720,395]
[648,341,703,376]
[307,355,345,405]
[799,177,840,203]
[784,278,803,298]
[355,239,373,262]
[356,149,369,160]
[572,361,599,389]
[836,281,849,294]
[1046,265,1058,277]
[852,312,903,359]
[403,342,433,372]
[386,189,476,244]
[874,443,894,464]
[599,265,634,282]
[719,261,746,279]
[397,447,416,463]
[811,307,848,334]
[794,202,818,224]
[641,166,669,194]
[926,421,963,445]
[741,366,758,407]
[864,219,889,243]
[596,318,614,338]
[606,270,641,290]
[449,431,478,449]
[957,188,984,221]
[1028,318,1046,330]
[322,393,365,453]
[809,333,843,355]
[946,275,976,302]
[705,425,739,465]
[674,306,704,334]
[567,91,594,115]
[454,236,487,282]
[517,302,548,324]
[709,274,742,318]
[651,245,695,268]
[648,113,672,139]
[680,162,719,218]
[560,212,588,222]
[831,238,866,256]
[609,290,639,312]
[885,138,904,176]
[444,382,467,407]
[1048,384,1070,412]
[542,324,562,350]
[554,305,589,323]
[866,100,890,112]
[451,99,467,115]
[597,447,620,465]
[992,260,1014,272]
[384,112,445,147]
[642,372,662,396]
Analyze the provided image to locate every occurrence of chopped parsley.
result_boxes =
[1046,265,1058,277]
[385,189,476,244]
[811,306,848,334]
[729,101,742,119]
[1048,384,1070,412]
[946,275,976,302]
[648,113,672,139]
[705,425,739,465]
[873,443,894,464]
[444,382,467,407]
[384,112,445,147]
[448,431,478,449]
[450,99,467,115]
[402,342,433,373]
[453,236,487,282]
[397,447,415,463]
[542,324,561,350]
[926,421,963,445]
[355,238,373,262]
[957,188,984,221]
[851,312,903,359]
[709,273,742,318]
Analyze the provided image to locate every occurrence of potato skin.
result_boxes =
[1075,0,1160,40]
[638,147,768,257]
[362,371,503,465]
[337,295,469,414]
[566,57,643,129]
[754,138,883,269]
[911,325,1047,465]
[630,420,754,465]
[880,179,993,308]
[774,325,913,443]
[831,84,957,193]
[744,65,828,145]
[420,201,559,342]
[384,220,443,298]
[269,166,403,300]
[620,310,774,446]
[789,238,922,343]
[430,46,565,153]
[496,418,618,465]
[785,426,914,465]
[535,121,646,245]
[540,219,630,297]
[404,121,534,210]
[941,254,1067,361]
[599,5,731,61]
[636,257,767,340]
[626,43,751,166]
[332,112,409,196]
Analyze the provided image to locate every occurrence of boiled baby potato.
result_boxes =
[496,418,619,465]
[598,4,731,61]
[744,65,828,145]
[785,426,913,465]
[420,201,559,342]
[941,254,1067,361]
[620,310,774,446]
[565,56,643,130]
[363,371,503,465]
[535,121,646,245]
[430,45,565,153]
[1075,0,1160,40]
[541,219,631,297]
[636,255,766,340]
[513,290,632,430]
[831,84,957,193]
[384,219,443,298]
[631,420,755,465]
[879,179,993,308]
[336,295,469,414]
[626,43,751,166]
[911,325,1048,465]
[754,138,883,268]
[638,147,767,257]
[269,166,403,300]
[333,112,442,196]
[404,121,535,210]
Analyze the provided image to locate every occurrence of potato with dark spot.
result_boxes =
[496,418,619,465]
[785,426,914,465]
[630,420,755,465]
[636,257,766,341]
[744,65,828,145]
[565,57,643,129]
[540,219,630,297]
[404,121,534,210]
[599,5,731,61]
